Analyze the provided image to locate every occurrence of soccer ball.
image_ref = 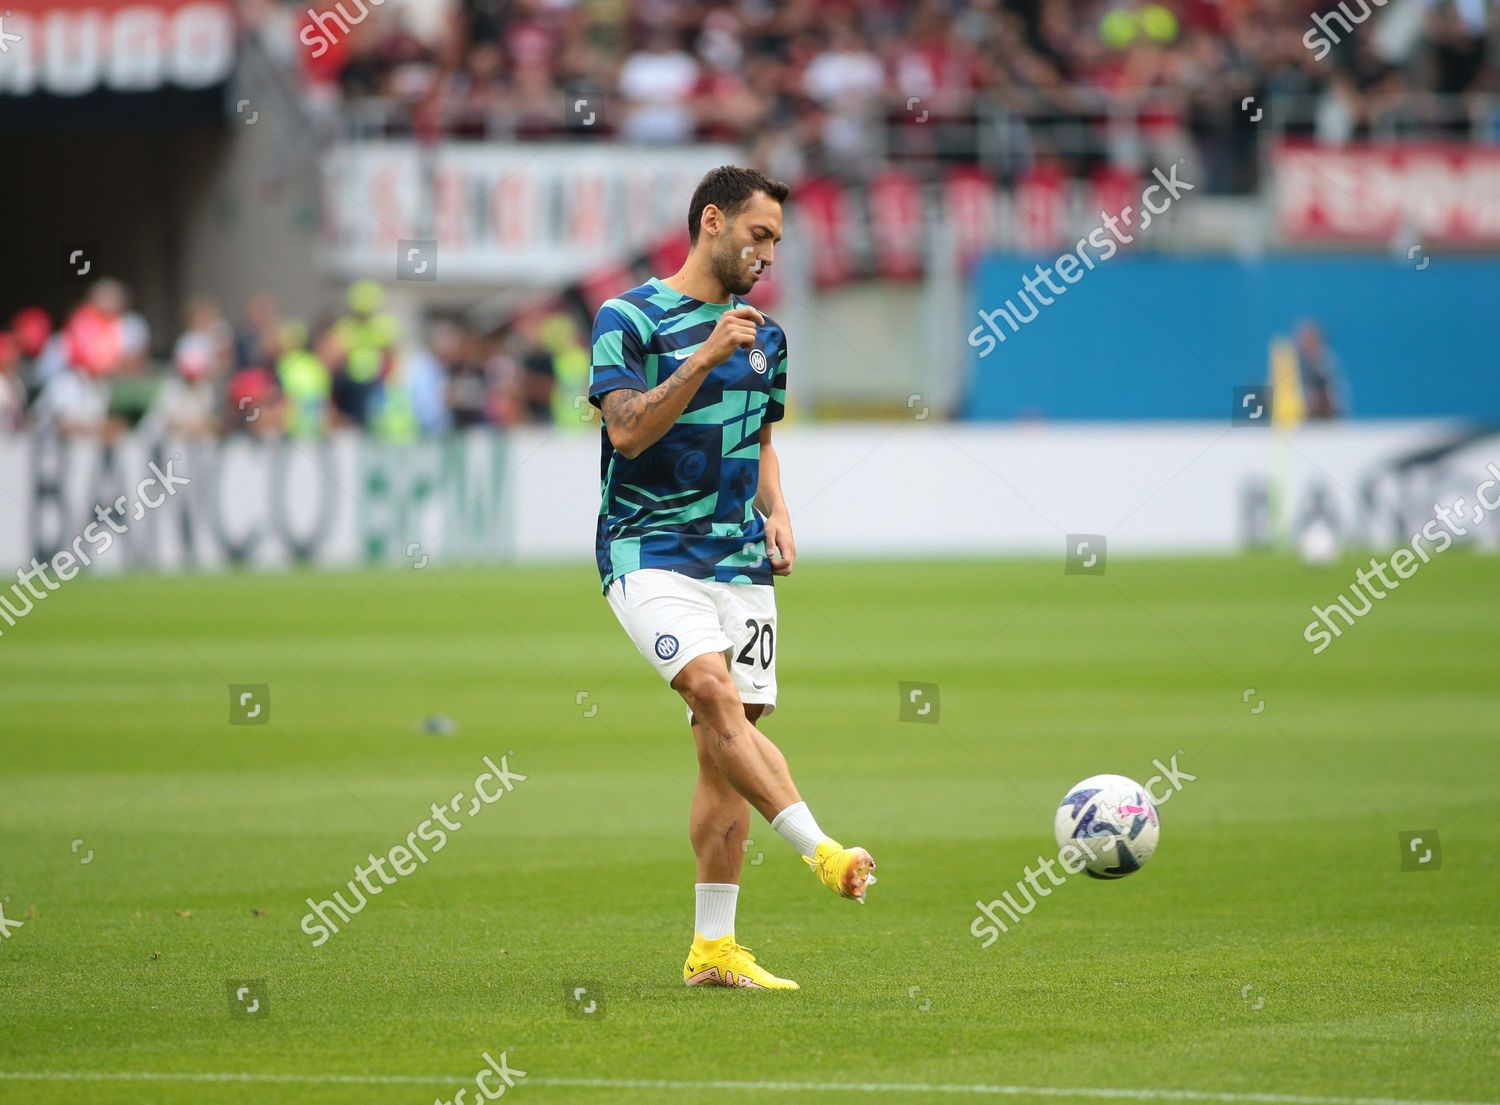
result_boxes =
[1054,774,1160,879]
[1296,519,1340,568]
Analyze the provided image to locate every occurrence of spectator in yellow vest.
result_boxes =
[329,280,399,427]
[277,321,333,439]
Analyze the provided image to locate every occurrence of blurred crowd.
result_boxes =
[255,0,1500,191]
[0,279,591,440]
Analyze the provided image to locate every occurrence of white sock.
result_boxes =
[695,883,738,941]
[771,800,828,859]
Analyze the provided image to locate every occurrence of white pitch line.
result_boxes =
[537,1080,1492,1105]
[0,1071,1488,1105]
[0,1071,434,1086]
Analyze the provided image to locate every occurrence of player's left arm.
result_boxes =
[756,423,795,576]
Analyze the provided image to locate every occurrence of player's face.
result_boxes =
[710,192,783,297]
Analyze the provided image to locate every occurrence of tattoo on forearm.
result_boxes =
[602,371,698,436]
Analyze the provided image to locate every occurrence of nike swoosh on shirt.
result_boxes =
[670,348,694,359]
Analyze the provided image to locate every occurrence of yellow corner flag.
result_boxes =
[1270,336,1305,429]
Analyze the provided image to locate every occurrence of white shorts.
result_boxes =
[605,569,778,719]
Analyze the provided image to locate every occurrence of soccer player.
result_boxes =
[589,166,877,991]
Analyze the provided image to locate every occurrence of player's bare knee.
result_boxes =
[674,663,737,721]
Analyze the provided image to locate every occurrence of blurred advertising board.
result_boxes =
[1275,143,1500,244]
[319,144,739,284]
[0,431,515,574]
[1,423,1495,575]
[0,0,235,124]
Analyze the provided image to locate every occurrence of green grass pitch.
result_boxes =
[1,554,1496,1104]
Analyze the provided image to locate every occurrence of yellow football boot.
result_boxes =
[682,934,799,990]
[805,839,877,902]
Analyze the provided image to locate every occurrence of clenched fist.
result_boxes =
[691,306,764,370]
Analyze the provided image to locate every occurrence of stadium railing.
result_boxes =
[327,90,1500,193]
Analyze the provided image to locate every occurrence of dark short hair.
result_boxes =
[686,166,790,245]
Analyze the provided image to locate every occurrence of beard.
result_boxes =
[710,242,757,297]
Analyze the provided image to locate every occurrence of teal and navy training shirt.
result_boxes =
[589,277,788,593]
